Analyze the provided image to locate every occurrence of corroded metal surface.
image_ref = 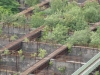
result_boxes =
[90,22,100,31]
[16,0,50,16]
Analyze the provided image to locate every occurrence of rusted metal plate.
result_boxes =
[16,0,50,16]
[90,22,100,31]
[33,61,49,74]
[48,45,67,58]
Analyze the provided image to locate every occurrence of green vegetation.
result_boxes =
[4,49,10,55]
[0,0,99,74]
[57,66,66,74]
[0,0,19,13]
[30,13,45,28]
[0,27,2,35]
[38,48,47,58]
[14,15,27,27]
[83,6,99,23]
[37,0,100,49]
[25,0,40,7]
[90,26,100,48]
[42,24,69,44]
[20,55,25,61]
[13,73,18,75]
[0,0,100,51]
[67,28,91,45]
[0,13,28,28]
[29,2,98,25]
[0,6,11,20]
[49,60,53,67]
[23,37,29,42]
[1,14,18,26]
[18,49,23,56]
[31,52,37,58]
[10,35,18,41]
[18,49,25,61]
[95,71,100,75]
[50,0,68,12]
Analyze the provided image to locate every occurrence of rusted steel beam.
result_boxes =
[16,0,50,16]
[53,49,68,59]
[0,26,44,52]
[90,22,100,31]
[33,61,49,74]
[28,31,42,41]
[20,45,67,75]
[47,45,67,58]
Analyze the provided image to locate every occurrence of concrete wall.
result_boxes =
[68,46,99,62]
[0,26,30,49]
[0,39,10,48]
[0,26,30,48]
[0,42,61,74]
[49,59,83,75]
[78,0,86,3]
[22,42,61,56]
[2,26,30,37]
[0,42,99,74]
[1,55,37,72]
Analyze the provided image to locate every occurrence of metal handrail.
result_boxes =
[72,52,100,75]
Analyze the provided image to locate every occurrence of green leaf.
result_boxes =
[23,38,29,42]
[57,66,66,73]
[4,48,10,55]
[18,49,23,56]
[31,53,37,57]
[38,48,47,58]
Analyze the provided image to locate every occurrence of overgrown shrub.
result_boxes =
[42,24,68,44]
[90,32,100,47]
[0,0,19,13]
[67,28,91,45]
[83,7,99,23]
[30,13,44,28]
[90,26,100,47]
[44,12,66,28]
[25,0,40,7]
[50,0,68,12]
